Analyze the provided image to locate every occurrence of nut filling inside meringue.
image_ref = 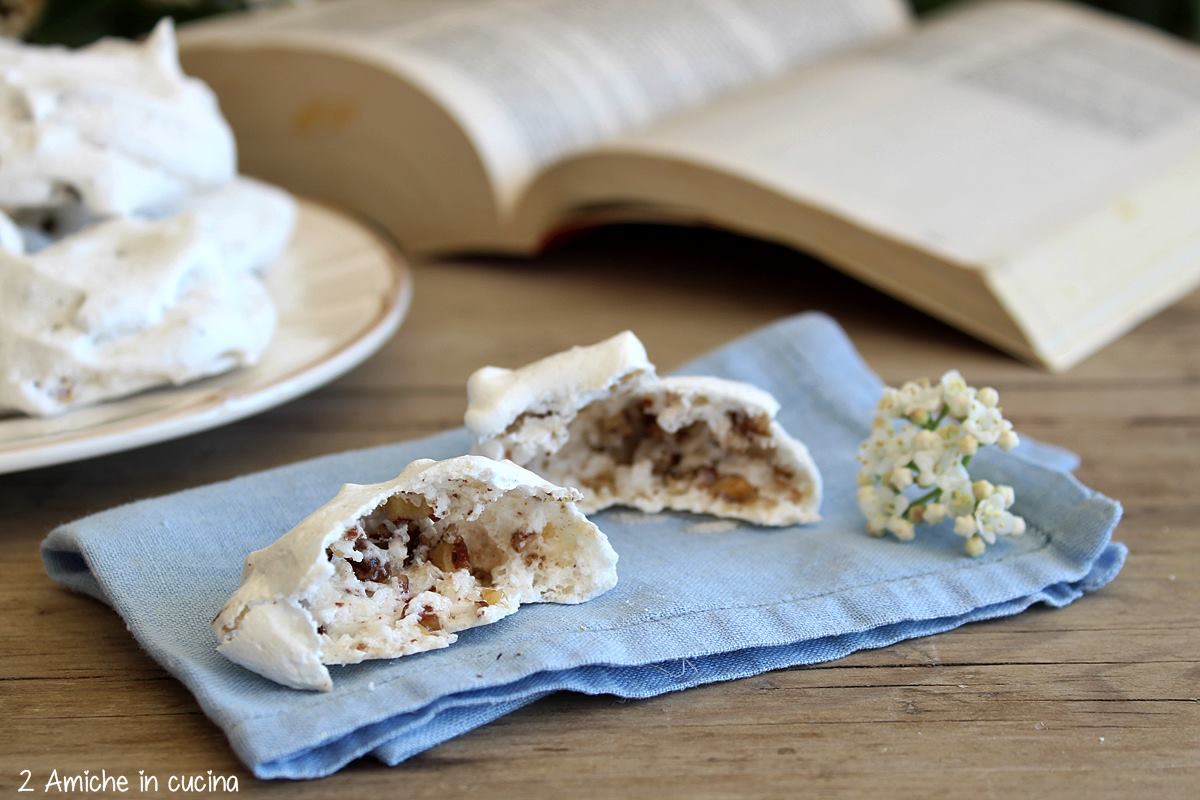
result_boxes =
[306,493,576,665]
[520,394,813,515]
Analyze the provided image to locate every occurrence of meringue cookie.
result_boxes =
[0,209,22,255]
[213,455,619,691]
[466,331,656,464]
[468,333,822,526]
[0,19,235,217]
[0,177,295,416]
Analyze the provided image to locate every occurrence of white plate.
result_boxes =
[0,199,412,475]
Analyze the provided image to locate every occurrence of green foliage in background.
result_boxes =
[914,0,1199,38]
[14,0,1200,45]
[23,1,249,45]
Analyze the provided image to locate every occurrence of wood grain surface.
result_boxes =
[1,226,1196,798]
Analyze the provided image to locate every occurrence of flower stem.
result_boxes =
[909,487,942,507]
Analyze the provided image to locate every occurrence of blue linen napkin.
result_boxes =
[41,313,1125,779]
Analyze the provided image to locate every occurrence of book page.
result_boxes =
[558,0,1200,267]
[182,0,910,205]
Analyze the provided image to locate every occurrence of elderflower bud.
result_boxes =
[964,402,1004,445]
[856,370,1026,556]
[914,430,941,450]
[942,472,976,517]
[889,518,916,541]
[941,370,974,418]
[897,378,942,417]
[879,388,900,415]
[923,503,948,524]
[973,493,1020,544]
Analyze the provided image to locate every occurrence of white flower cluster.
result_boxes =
[857,370,1025,557]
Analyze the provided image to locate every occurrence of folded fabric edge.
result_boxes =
[229,478,1122,774]
[257,694,547,780]
[254,541,1126,779]
[971,445,1123,570]
[39,547,106,605]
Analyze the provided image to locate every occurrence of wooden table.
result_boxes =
[2,226,1196,798]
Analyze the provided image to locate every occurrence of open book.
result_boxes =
[178,0,1200,370]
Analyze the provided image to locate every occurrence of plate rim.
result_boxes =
[0,200,413,475]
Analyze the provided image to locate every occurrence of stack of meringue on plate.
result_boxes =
[0,21,296,416]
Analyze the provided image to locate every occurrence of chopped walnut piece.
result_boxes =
[349,539,389,583]
[403,528,425,566]
[511,530,535,552]
[602,411,636,438]
[418,610,442,632]
[643,414,666,442]
[741,414,772,437]
[650,447,682,476]
[451,538,471,571]
[428,537,470,572]
[427,539,453,571]
[351,557,388,583]
[384,495,428,521]
[582,472,617,493]
[711,474,758,504]
[365,520,395,546]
